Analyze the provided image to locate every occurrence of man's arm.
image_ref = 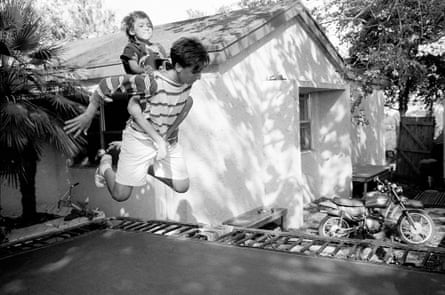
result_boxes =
[165,96,193,143]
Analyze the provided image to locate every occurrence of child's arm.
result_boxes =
[127,58,146,74]
[154,43,168,59]
[121,44,146,74]
[64,101,99,138]
[128,96,167,160]
[165,96,193,144]
[64,78,115,138]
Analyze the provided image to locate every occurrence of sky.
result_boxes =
[103,0,321,26]
[103,0,241,25]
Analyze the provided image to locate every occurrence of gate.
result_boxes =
[396,116,435,179]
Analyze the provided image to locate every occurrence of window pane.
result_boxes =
[299,94,311,150]
[299,96,308,120]
[300,124,311,150]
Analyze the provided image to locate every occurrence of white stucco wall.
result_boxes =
[350,88,386,166]
[1,17,350,229]
[300,90,352,202]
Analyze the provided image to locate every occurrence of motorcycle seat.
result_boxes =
[333,197,363,207]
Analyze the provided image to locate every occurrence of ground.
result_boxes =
[2,177,445,248]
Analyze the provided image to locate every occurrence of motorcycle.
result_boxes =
[318,177,436,245]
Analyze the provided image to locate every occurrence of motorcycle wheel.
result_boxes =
[318,216,351,238]
[397,210,436,245]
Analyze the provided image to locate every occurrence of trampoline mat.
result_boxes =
[0,229,444,295]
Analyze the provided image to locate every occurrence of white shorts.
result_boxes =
[115,127,188,187]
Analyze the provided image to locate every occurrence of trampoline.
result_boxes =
[0,218,444,295]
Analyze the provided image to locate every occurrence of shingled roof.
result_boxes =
[61,0,344,79]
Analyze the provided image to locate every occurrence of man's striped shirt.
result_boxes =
[90,72,191,137]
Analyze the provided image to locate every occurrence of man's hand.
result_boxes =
[165,128,179,145]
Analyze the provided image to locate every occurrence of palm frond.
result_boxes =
[20,1,40,26]
[0,102,36,150]
[61,83,90,105]
[0,40,11,56]
[27,108,51,137]
[0,152,21,188]
[0,0,23,32]
[49,123,84,157]
[28,44,63,65]
[0,141,42,189]
[45,92,84,117]
[0,0,89,194]
[11,21,40,52]
[0,67,35,99]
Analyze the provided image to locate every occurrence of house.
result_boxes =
[1,1,385,228]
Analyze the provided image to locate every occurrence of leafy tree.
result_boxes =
[312,0,445,115]
[0,0,86,222]
[238,0,280,9]
[186,9,206,19]
[33,0,118,41]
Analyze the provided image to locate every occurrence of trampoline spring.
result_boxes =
[141,223,163,232]
[177,228,200,238]
[420,252,432,268]
[175,226,197,235]
[330,242,345,257]
[257,235,283,249]
[253,233,271,243]
[216,231,243,243]
[233,233,257,246]
[113,220,137,229]
[268,236,291,250]
[284,238,303,251]
[315,241,331,255]
[347,244,360,260]
[122,222,147,231]
[400,250,409,265]
[421,252,442,270]
[383,247,394,264]
[149,224,171,234]
[298,240,315,253]
[228,232,250,244]
[128,223,158,232]
[162,225,183,235]
[367,246,379,261]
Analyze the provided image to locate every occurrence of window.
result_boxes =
[299,93,311,151]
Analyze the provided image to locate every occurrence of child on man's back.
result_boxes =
[120,11,168,74]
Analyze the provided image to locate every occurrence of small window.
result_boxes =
[299,93,311,151]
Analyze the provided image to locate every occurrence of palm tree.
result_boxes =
[0,0,86,222]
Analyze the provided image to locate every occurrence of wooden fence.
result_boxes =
[396,116,435,180]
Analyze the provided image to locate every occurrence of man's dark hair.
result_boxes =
[121,11,153,41]
[170,37,210,73]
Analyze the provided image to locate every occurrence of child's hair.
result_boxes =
[121,11,153,41]
[170,37,210,73]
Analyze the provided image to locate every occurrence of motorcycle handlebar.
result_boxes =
[373,177,403,194]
